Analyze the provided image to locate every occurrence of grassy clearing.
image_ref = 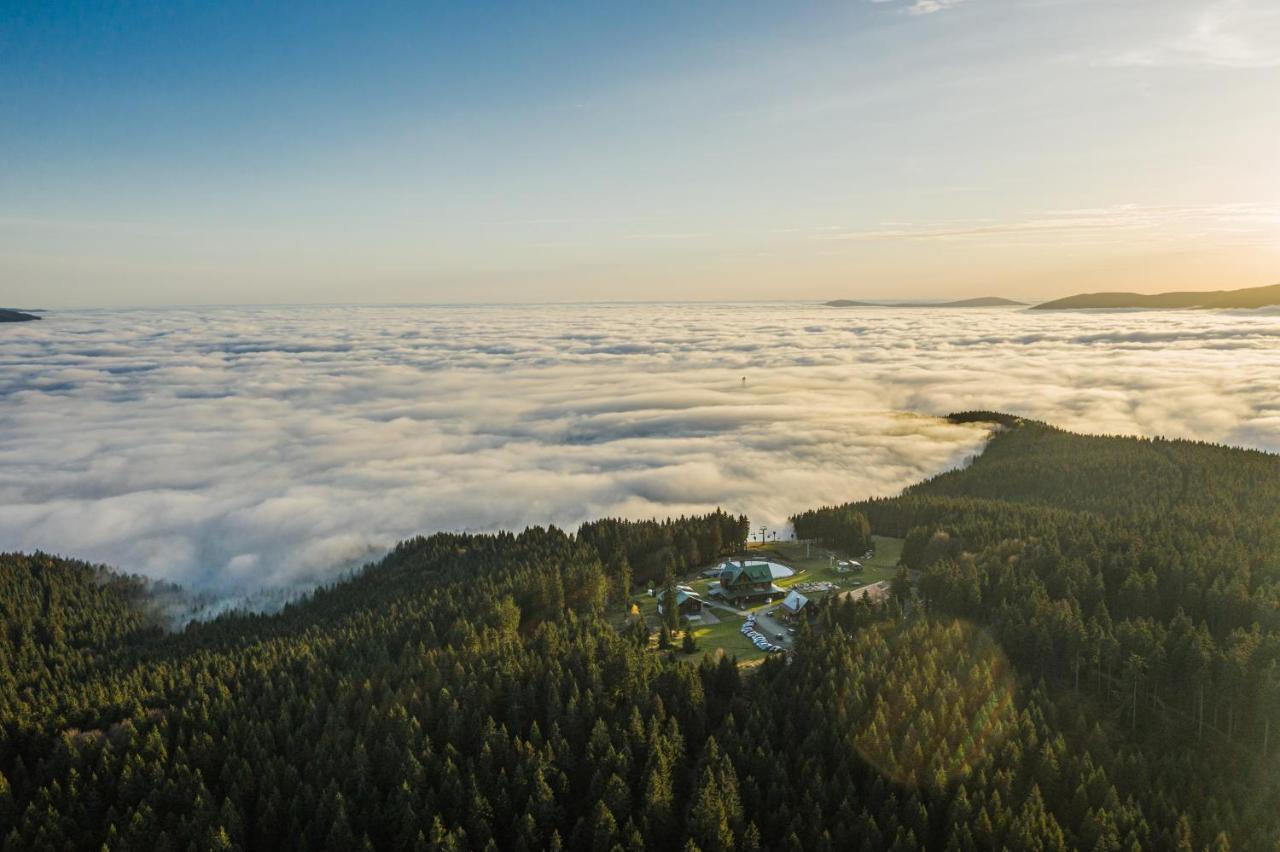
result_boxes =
[628,593,768,663]
[627,535,905,665]
[688,617,768,663]
[631,591,660,620]
[755,535,902,590]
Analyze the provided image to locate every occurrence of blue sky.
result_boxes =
[3,0,1278,306]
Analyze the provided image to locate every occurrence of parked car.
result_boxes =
[775,632,785,640]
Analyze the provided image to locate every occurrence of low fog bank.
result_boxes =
[2,303,1278,594]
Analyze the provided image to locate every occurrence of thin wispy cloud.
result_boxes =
[908,0,965,16]
[819,203,1280,246]
[1107,0,1280,68]
[869,0,967,15]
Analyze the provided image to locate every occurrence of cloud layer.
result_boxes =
[3,303,1279,593]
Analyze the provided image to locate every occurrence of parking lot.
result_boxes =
[751,607,794,649]
[739,607,792,654]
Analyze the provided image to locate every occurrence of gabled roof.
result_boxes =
[720,560,773,584]
[662,588,703,606]
[782,589,810,612]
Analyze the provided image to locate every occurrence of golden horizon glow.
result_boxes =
[2,0,1278,307]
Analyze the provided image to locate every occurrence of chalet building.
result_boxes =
[657,588,704,617]
[711,560,785,604]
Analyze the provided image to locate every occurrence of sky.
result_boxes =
[2,0,1278,307]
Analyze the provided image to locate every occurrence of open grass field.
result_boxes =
[686,617,769,664]
[761,535,902,590]
[627,600,770,664]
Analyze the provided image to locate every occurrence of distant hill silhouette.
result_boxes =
[1032,283,1280,311]
[0,309,40,322]
[825,297,1024,308]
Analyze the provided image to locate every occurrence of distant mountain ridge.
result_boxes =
[0,309,41,322]
[825,296,1025,308]
[1032,282,1280,311]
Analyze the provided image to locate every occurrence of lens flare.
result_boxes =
[850,617,1017,789]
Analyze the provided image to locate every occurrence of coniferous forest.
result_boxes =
[4,414,1280,850]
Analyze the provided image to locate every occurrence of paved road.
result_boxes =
[703,599,749,617]
[750,607,794,649]
[703,597,793,650]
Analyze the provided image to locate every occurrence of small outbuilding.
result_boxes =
[658,588,704,617]
[780,589,810,616]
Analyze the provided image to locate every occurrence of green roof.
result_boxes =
[721,560,773,584]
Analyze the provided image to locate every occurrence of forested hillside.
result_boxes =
[4,416,1280,849]
[578,511,750,598]
[797,414,1280,848]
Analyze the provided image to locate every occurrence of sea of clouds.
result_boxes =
[3,302,1279,594]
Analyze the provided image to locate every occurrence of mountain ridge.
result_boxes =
[0,308,41,322]
[1032,282,1280,310]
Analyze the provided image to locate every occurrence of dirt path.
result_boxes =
[838,580,890,603]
